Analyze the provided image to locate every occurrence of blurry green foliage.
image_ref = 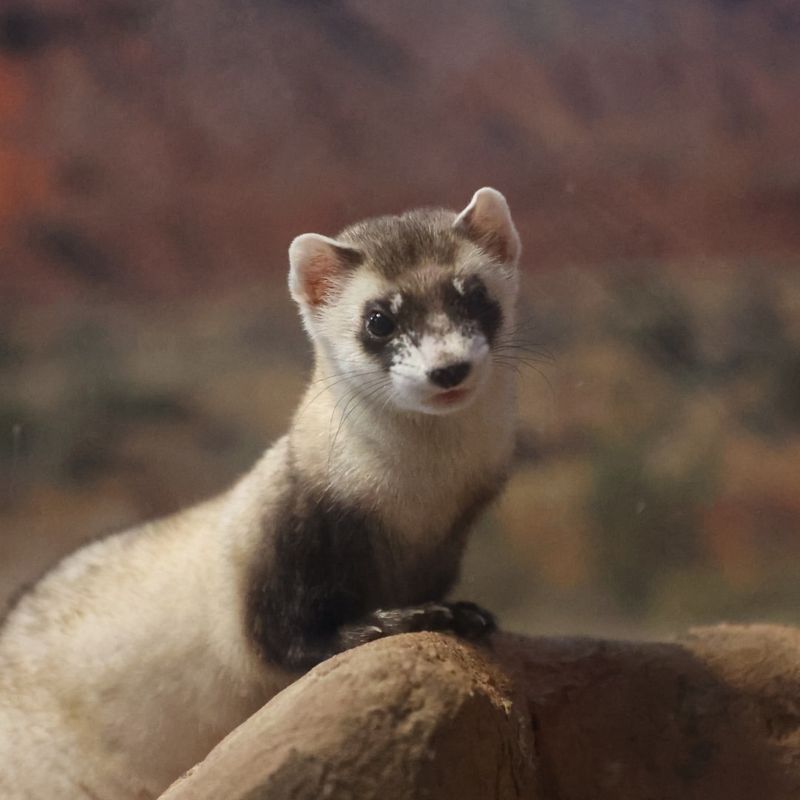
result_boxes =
[610,271,700,379]
[589,436,717,614]
[3,265,800,635]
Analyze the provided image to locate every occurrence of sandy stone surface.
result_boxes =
[160,625,800,800]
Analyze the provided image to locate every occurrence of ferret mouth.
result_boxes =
[431,388,469,406]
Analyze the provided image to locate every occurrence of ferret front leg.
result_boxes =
[284,601,497,666]
[251,588,497,671]
[336,601,496,649]
[249,493,497,671]
[258,601,496,672]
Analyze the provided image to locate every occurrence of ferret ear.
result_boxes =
[453,187,521,265]
[288,233,363,309]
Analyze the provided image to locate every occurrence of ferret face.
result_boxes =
[333,264,509,415]
[289,188,521,417]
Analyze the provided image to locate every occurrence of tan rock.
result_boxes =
[161,624,800,800]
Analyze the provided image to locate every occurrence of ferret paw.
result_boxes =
[447,600,496,639]
[368,603,455,634]
[334,602,496,655]
[335,622,386,650]
[364,601,496,639]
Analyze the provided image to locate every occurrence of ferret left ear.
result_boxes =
[288,233,363,309]
[453,187,521,265]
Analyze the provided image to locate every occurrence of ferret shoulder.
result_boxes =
[0,187,523,800]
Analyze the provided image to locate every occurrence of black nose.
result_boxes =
[428,361,471,389]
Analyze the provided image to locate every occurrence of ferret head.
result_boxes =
[288,187,521,416]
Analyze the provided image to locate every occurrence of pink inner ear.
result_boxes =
[464,210,511,263]
[303,253,339,307]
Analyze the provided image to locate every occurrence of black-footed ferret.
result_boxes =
[0,188,522,799]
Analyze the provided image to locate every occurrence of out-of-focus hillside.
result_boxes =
[1,1,799,638]
[3,267,800,637]
[0,0,799,299]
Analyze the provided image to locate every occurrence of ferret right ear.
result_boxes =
[453,187,521,265]
[288,234,363,309]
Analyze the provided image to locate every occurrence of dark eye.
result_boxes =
[464,282,490,315]
[365,310,396,338]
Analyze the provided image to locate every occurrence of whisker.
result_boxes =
[499,315,543,339]
[327,375,386,433]
[492,359,522,376]
[494,347,555,364]
[346,383,391,450]
[493,353,556,405]
[493,340,556,360]
[300,369,386,413]
[327,377,388,474]
[307,368,385,388]
[494,353,553,369]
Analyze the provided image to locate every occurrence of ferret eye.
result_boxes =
[464,282,490,315]
[365,310,396,339]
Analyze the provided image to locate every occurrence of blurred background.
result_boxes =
[1,0,799,638]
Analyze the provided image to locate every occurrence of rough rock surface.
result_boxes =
[160,625,800,800]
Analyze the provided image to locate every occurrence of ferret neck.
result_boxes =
[288,352,515,489]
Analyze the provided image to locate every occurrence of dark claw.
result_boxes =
[449,601,496,639]
[367,603,454,634]
[336,622,385,650]
[334,601,497,658]
[288,602,496,669]
[367,601,495,639]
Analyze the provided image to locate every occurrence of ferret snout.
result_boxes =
[427,361,471,389]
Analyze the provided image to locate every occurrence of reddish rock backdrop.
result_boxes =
[0,0,799,300]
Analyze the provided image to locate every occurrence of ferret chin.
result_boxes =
[0,187,523,800]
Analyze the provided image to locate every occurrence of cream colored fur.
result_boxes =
[0,189,520,799]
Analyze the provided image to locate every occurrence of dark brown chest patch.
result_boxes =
[245,467,504,670]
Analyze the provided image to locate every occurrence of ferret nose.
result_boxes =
[428,361,471,389]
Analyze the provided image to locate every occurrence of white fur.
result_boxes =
[389,323,490,415]
[0,190,521,799]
